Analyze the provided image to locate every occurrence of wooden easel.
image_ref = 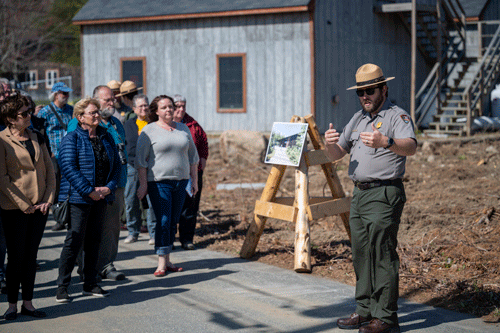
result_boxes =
[240,114,351,273]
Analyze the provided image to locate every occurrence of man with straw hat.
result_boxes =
[324,64,417,333]
[107,80,132,123]
[116,80,143,121]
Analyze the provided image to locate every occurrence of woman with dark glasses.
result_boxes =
[0,93,56,320]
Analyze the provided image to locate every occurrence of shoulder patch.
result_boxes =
[400,115,411,124]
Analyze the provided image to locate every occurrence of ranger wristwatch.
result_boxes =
[385,137,394,149]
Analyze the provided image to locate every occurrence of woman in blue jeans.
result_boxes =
[136,95,198,277]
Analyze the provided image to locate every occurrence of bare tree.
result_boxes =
[0,0,64,79]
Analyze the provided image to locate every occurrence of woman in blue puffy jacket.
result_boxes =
[55,97,120,303]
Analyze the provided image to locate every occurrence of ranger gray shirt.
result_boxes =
[338,98,416,182]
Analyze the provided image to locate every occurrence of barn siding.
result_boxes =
[82,12,310,132]
[314,0,432,133]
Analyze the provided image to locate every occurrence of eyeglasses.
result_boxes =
[175,104,186,109]
[356,87,378,97]
[18,109,32,118]
[84,111,100,117]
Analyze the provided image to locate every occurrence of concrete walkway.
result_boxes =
[0,219,498,333]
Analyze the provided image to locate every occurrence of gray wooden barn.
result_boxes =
[73,0,500,135]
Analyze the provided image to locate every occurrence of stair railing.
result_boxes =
[415,0,466,127]
[465,22,500,135]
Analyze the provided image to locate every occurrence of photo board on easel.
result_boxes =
[264,122,309,167]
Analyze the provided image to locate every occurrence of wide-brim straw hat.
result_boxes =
[107,80,122,93]
[116,80,143,97]
[347,63,395,90]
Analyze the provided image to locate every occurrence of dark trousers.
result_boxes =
[57,200,106,288]
[1,209,48,303]
[52,156,61,201]
[179,170,203,244]
[350,183,405,326]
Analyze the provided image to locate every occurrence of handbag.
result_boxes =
[52,199,70,226]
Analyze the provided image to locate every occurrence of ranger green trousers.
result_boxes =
[350,183,406,326]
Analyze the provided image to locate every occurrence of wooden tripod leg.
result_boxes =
[240,164,286,258]
[294,154,311,272]
[304,114,351,240]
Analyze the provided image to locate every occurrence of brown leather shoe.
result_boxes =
[359,319,400,333]
[337,313,371,329]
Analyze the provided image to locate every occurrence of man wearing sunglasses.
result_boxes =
[37,82,74,231]
[325,64,417,333]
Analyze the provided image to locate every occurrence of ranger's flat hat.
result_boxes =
[116,80,143,97]
[107,80,121,93]
[347,63,395,90]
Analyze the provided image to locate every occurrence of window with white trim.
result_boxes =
[45,69,59,89]
[28,70,38,89]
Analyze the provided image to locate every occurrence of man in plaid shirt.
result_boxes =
[37,82,74,231]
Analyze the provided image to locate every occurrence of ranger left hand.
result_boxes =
[359,123,387,148]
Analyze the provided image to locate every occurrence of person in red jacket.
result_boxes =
[173,95,208,250]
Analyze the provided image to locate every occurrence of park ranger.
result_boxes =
[324,63,417,333]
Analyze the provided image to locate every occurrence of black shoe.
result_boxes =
[103,270,125,281]
[51,223,65,231]
[82,284,109,297]
[56,287,71,303]
[3,309,17,320]
[182,242,195,250]
[21,305,46,318]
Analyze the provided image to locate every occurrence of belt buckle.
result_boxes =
[356,182,370,190]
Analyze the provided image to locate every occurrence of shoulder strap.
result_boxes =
[32,129,45,145]
[48,103,67,131]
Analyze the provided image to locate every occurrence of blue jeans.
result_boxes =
[148,179,188,255]
[125,165,156,239]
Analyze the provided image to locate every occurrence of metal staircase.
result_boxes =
[377,1,500,136]
[424,22,500,136]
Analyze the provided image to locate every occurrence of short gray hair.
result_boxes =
[132,94,149,107]
[49,91,57,102]
[173,94,186,103]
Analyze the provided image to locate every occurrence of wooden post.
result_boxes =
[410,0,417,123]
[240,164,286,258]
[304,114,351,240]
[294,151,311,272]
[436,0,442,116]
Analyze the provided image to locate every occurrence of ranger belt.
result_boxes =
[354,178,402,190]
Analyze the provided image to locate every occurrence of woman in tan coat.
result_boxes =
[0,93,56,320]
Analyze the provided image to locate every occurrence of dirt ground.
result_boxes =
[193,133,500,324]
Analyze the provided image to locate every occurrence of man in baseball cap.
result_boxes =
[37,82,74,231]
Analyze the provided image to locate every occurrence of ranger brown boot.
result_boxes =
[359,318,400,333]
[337,313,372,329]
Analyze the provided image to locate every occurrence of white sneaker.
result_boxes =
[124,235,137,244]
[148,238,155,245]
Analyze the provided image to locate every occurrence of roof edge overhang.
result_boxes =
[73,5,310,26]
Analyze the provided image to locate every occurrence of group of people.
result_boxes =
[0,79,209,319]
[0,63,416,333]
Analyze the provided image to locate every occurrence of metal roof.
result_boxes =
[73,0,311,23]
